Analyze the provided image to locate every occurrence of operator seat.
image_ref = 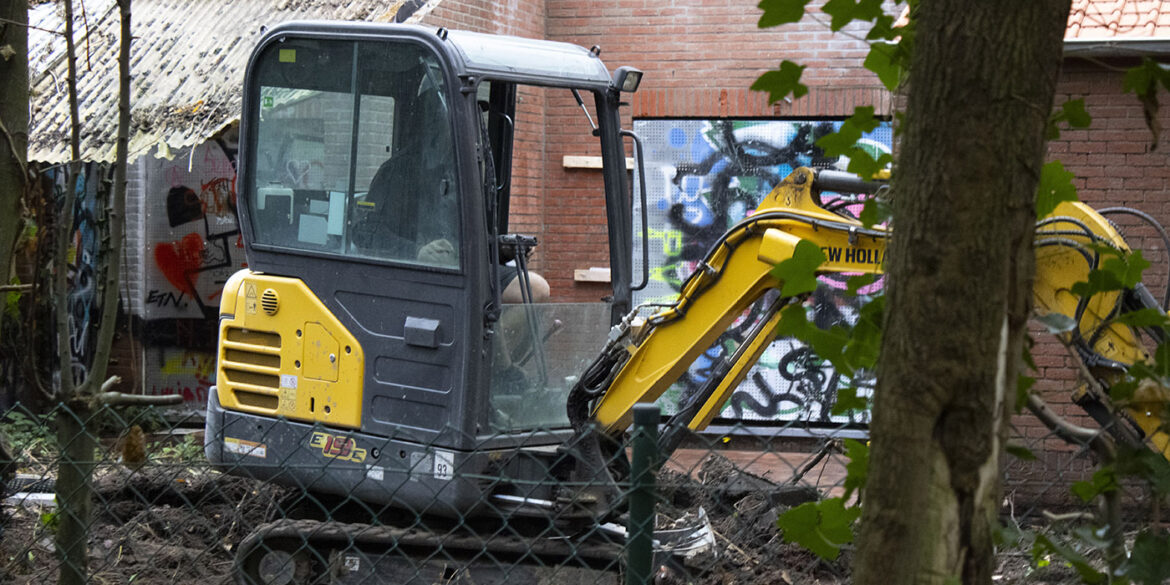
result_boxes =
[354,66,459,266]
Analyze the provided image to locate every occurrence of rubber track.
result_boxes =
[234,518,624,584]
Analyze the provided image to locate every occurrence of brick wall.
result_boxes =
[1010,58,1170,505]
[539,0,890,300]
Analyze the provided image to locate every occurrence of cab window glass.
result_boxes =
[249,39,460,268]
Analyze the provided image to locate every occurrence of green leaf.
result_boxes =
[1115,445,1170,496]
[1113,307,1170,329]
[1035,160,1078,219]
[831,385,868,416]
[858,196,892,228]
[1016,374,1035,412]
[773,239,827,297]
[1022,337,1037,372]
[1070,249,1150,299]
[1047,99,1092,140]
[865,14,899,41]
[865,42,903,92]
[1005,443,1037,461]
[776,498,861,561]
[846,273,877,296]
[1062,99,1092,128]
[821,0,885,31]
[842,438,869,499]
[841,295,884,372]
[775,304,853,376]
[1110,376,1141,403]
[1032,533,1108,585]
[1071,466,1119,503]
[1070,270,1124,299]
[1124,59,1160,95]
[1108,248,1151,289]
[1123,59,1169,149]
[1125,530,1170,585]
[993,521,1027,548]
[815,107,892,180]
[758,0,812,28]
[4,277,20,319]
[752,61,809,104]
[1034,312,1076,334]
[845,151,894,184]
[816,121,865,158]
[1155,340,1170,379]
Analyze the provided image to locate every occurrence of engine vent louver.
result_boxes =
[221,326,282,413]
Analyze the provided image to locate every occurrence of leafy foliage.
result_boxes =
[1070,467,1118,504]
[776,491,862,561]
[1035,160,1078,219]
[757,0,812,27]
[1,411,58,459]
[1047,98,1092,140]
[864,42,905,93]
[773,239,828,296]
[751,60,809,104]
[1069,248,1150,298]
[841,438,868,499]
[1125,530,1170,585]
[1031,533,1107,585]
[815,106,894,179]
[821,0,885,31]
[1123,58,1170,150]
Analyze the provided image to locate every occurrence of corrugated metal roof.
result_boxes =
[28,0,443,163]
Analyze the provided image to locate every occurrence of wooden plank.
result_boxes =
[573,267,612,283]
[562,155,636,170]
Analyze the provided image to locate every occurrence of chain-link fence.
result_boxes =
[0,398,1149,585]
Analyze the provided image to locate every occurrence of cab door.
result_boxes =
[237,32,483,449]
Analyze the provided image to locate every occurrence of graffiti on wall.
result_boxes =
[147,138,242,320]
[633,119,892,426]
[38,163,112,387]
[141,132,242,403]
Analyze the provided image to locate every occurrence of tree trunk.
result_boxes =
[55,3,131,583]
[0,0,29,344]
[55,400,94,585]
[853,2,1071,584]
[55,2,86,584]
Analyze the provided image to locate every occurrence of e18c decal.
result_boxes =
[309,432,368,463]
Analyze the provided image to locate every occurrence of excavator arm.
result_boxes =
[573,166,1170,465]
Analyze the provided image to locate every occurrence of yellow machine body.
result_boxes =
[216,270,366,429]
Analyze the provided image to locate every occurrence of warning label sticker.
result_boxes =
[224,437,267,459]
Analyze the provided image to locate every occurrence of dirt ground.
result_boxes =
[0,454,1090,585]
[0,466,287,584]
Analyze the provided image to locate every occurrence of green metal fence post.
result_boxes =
[626,403,659,585]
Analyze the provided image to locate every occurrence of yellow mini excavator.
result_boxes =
[204,21,1170,585]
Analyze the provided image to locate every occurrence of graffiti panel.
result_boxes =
[632,119,892,427]
[34,163,112,388]
[140,133,242,404]
[144,138,242,321]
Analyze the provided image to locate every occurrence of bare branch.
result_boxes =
[95,392,183,406]
[0,17,66,35]
[0,116,27,182]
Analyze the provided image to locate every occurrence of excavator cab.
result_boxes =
[205,22,642,516]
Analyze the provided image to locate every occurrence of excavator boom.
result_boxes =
[582,166,1170,464]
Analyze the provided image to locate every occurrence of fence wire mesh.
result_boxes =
[0,399,1150,585]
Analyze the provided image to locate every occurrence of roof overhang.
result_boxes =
[1064,37,1170,58]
